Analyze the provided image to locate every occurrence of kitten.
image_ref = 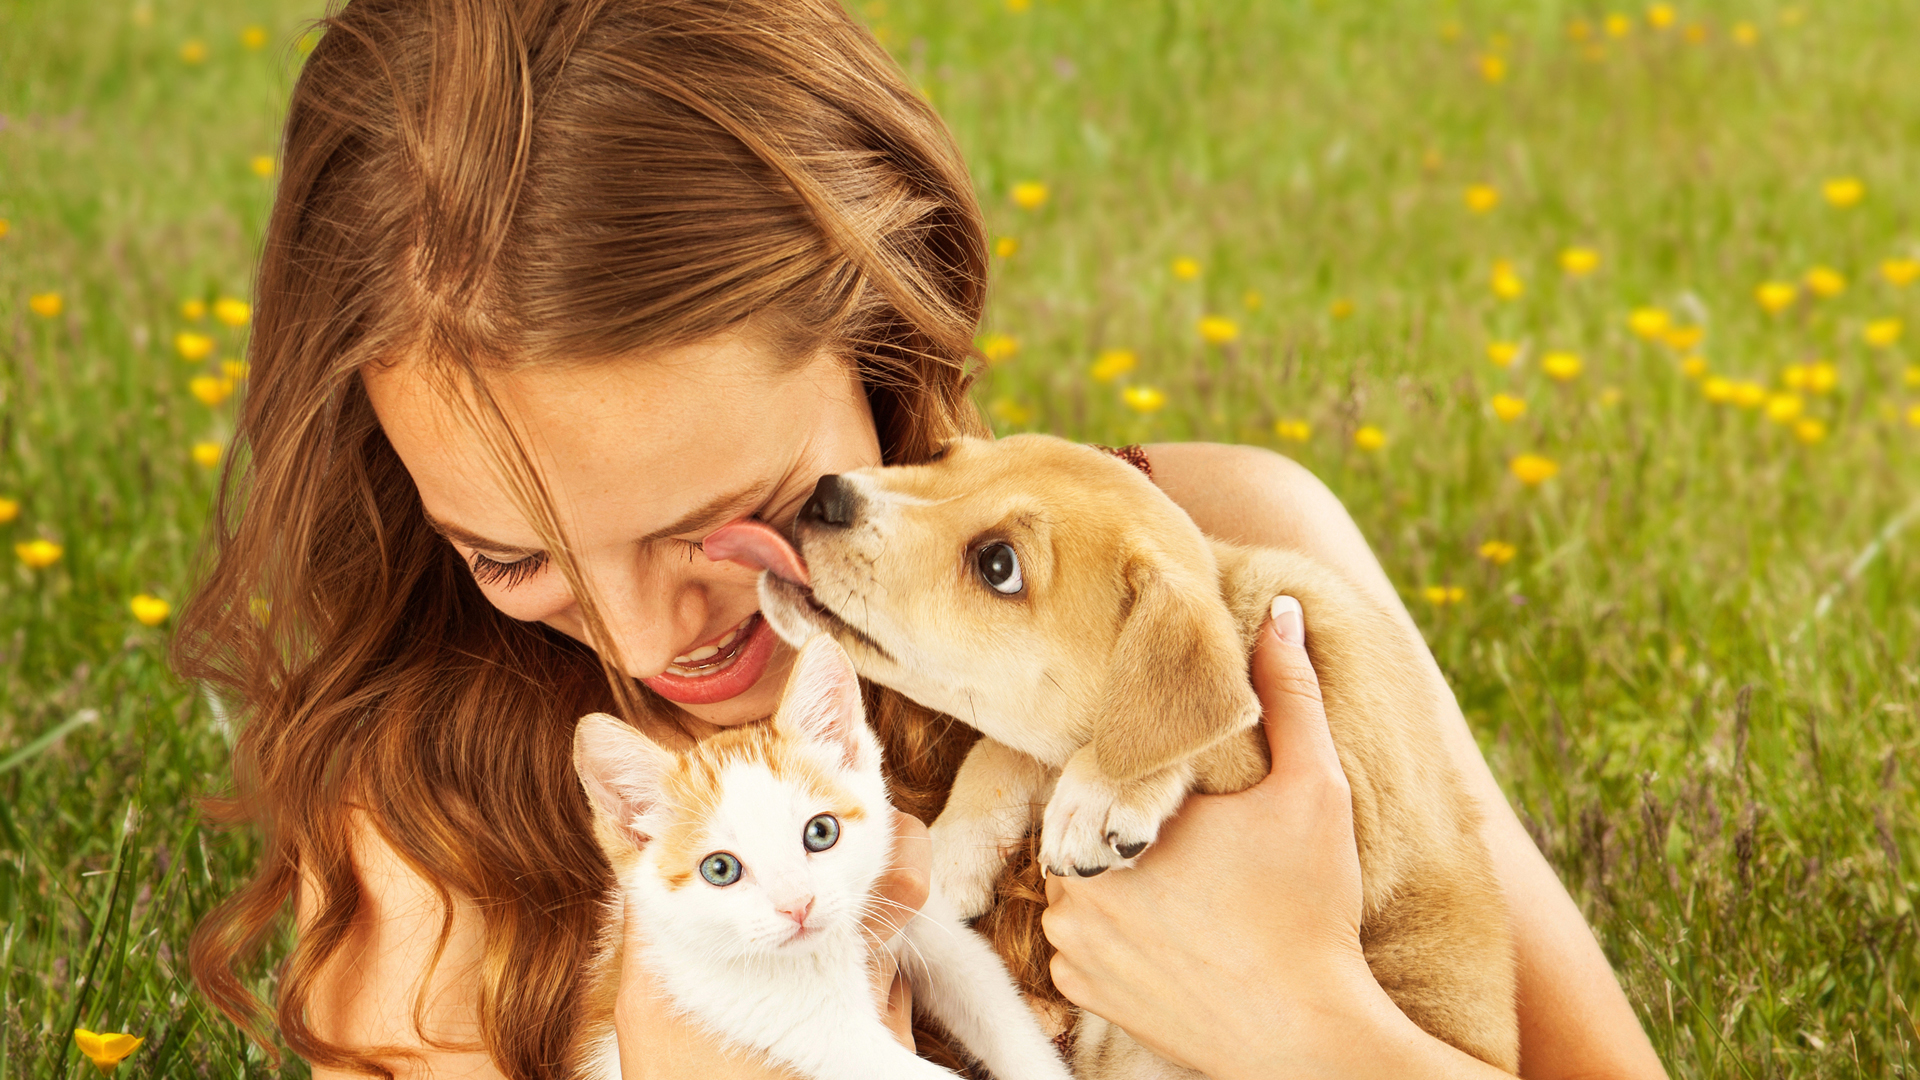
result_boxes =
[570,634,1074,1080]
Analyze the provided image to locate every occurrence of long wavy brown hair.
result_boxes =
[175,1,1058,1076]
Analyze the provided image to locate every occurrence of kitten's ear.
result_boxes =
[775,635,878,772]
[573,713,672,847]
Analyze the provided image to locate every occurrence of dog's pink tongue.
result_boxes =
[702,519,810,586]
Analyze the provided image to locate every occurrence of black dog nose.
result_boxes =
[799,475,860,529]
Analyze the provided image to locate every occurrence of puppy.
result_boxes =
[713,434,1519,1074]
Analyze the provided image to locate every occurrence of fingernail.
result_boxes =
[1270,595,1304,646]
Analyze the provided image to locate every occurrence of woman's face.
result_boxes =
[362,332,882,732]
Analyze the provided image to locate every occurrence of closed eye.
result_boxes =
[468,550,549,589]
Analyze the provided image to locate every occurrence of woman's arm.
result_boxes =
[1061,441,1662,1078]
[301,810,932,1080]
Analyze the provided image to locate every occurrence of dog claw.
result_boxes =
[1074,865,1109,877]
[1112,839,1148,859]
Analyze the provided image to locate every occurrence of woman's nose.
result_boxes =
[590,549,752,676]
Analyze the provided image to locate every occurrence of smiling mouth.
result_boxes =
[664,612,760,677]
[762,575,895,664]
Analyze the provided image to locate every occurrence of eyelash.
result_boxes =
[466,539,706,589]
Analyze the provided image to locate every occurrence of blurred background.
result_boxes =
[1,0,1916,1075]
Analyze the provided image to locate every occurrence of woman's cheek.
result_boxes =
[477,576,577,625]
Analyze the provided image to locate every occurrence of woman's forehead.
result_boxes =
[361,336,874,552]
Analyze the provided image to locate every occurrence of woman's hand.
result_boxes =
[1041,597,1510,1080]
[616,811,931,1078]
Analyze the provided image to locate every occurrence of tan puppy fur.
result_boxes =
[757,434,1519,1074]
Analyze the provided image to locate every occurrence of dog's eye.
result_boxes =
[976,542,1023,595]
[699,851,743,887]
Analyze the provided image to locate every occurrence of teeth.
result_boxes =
[669,616,754,667]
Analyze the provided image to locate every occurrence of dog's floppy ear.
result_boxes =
[1090,555,1262,783]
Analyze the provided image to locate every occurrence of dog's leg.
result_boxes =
[929,738,1052,920]
[1040,745,1194,877]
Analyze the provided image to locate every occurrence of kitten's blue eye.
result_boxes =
[700,852,742,887]
[803,814,840,853]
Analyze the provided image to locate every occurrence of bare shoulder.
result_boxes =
[298,808,505,1080]
[1142,442,1400,613]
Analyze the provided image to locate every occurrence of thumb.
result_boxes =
[1251,595,1344,785]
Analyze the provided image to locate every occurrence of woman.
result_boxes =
[178,1,1666,1077]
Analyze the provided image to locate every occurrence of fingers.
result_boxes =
[1251,595,1346,788]
[862,811,929,946]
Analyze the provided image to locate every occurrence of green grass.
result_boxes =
[1,0,1916,1076]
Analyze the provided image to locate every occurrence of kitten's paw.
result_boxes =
[1039,755,1190,878]
[929,814,1016,920]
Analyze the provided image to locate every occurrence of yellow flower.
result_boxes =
[1422,585,1466,605]
[1171,256,1201,281]
[0,218,9,240]
[1702,376,1735,403]
[1783,361,1838,394]
[223,358,251,380]
[1755,280,1798,314]
[242,25,268,49]
[1906,365,1920,388]
[191,441,224,467]
[993,236,1019,258]
[1864,318,1903,348]
[1730,380,1767,409]
[214,297,251,326]
[1486,341,1520,368]
[1010,181,1048,210]
[1541,351,1583,381]
[1731,21,1758,45]
[1793,418,1828,445]
[1122,386,1167,413]
[180,39,208,64]
[1509,454,1559,486]
[190,375,234,407]
[1198,315,1240,346]
[1882,258,1920,287]
[1646,3,1676,29]
[1478,540,1518,565]
[1463,184,1500,213]
[1090,349,1137,383]
[74,1030,144,1076]
[1684,21,1709,43]
[1908,403,1920,426]
[1490,393,1527,422]
[130,594,172,626]
[1559,247,1600,276]
[1353,425,1387,451]
[1243,289,1264,311]
[1273,419,1311,443]
[988,397,1032,426]
[1489,260,1524,300]
[1599,386,1623,407]
[181,298,207,321]
[979,333,1019,364]
[0,497,17,523]
[1329,298,1355,319]
[1005,0,1030,11]
[1802,266,1845,298]
[1680,355,1708,379]
[1478,54,1507,83]
[175,331,214,361]
[1764,393,1803,424]
[15,539,63,569]
[28,292,63,318]
[1661,325,1704,351]
[250,155,277,178]
[1627,307,1671,340]
[1822,177,1865,208]
[1568,18,1594,40]
[1605,13,1633,37]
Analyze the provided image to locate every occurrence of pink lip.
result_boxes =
[641,614,780,705]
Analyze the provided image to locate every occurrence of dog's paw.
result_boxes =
[929,812,1022,920]
[1039,753,1191,878]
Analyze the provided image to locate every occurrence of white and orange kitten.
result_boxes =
[571,635,1072,1080]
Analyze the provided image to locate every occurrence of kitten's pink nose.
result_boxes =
[775,895,814,926]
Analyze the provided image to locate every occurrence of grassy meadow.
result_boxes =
[2,0,1917,1076]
